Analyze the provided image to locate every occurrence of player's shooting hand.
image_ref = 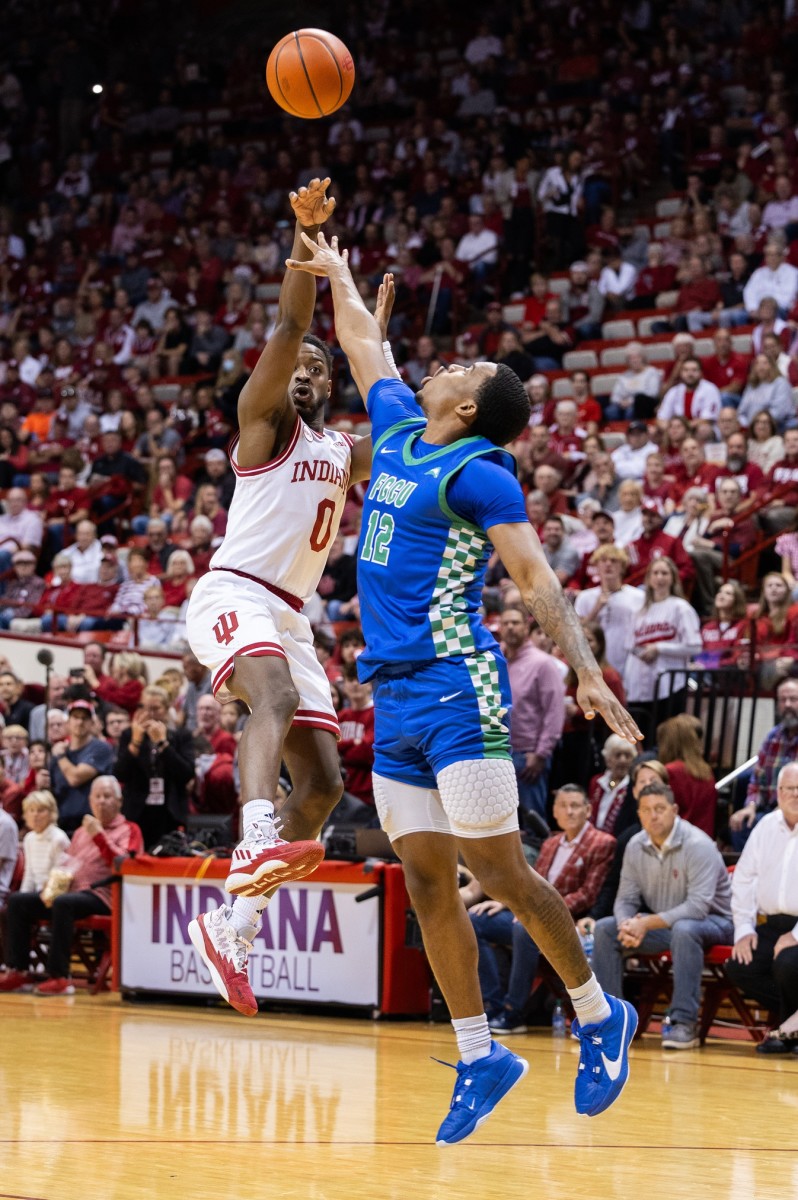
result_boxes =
[289,177,337,227]
[286,230,348,277]
[374,273,396,340]
[576,671,643,747]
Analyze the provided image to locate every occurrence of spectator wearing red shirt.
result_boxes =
[657,714,718,839]
[94,651,146,716]
[566,370,603,427]
[628,241,677,308]
[700,327,750,404]
[160,549,195,608]
[698,580,751,669]
[627,500,696,589]
[532,463,570,516]
[669,437,720,505]
[520,272,553,328]
[713,431,766,501]
[761,427,798,533]
[689,478,759,615]
[671,255,723,333]
[337,669,375,807]
[569,510,617,591]
[753,573,798,669]
[43,462,90,550]
[193,694,237,756]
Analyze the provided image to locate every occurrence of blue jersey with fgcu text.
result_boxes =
[356,377,528,682]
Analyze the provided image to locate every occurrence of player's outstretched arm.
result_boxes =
[488,521,643,746]
[237,178,335,465]
[287,231,392,399]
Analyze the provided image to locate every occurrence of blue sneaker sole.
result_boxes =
[436,1055,529,1146]
[576,999,638,1118]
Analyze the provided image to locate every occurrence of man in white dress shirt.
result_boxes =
[724,761,798,1054]
[658,358,721,425]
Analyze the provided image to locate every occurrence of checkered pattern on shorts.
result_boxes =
[429,524,486,656]
[466,651,510,757]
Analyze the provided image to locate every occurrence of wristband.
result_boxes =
[382,340,400,379]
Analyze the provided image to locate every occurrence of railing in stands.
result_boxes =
[642,666,767,773]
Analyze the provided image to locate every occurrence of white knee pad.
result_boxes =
[436,758,519,838]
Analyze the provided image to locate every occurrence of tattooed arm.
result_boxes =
[488,521,642,745]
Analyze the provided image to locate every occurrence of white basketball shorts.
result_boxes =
[186,569,339,737]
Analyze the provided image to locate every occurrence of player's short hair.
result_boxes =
[302,333,334,374]
[470,364,531,446]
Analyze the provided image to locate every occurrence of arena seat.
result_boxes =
[601,319,636,340]
[562,349,598,370]
[655,290,680,308]
[656,197,683,218]
[590,372,621,396]
[501,303,526,325]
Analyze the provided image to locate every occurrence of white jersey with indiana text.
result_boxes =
[210,416,354,603]
[622,595,702,703]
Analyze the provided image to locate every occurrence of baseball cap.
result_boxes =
[68,699,95,717]
[100,534,118,548]
[569,260,588,273]
[594,510,615,523]
[12,549,36,564]
[641,498,663,516]
[486,301,503,312]
[628,420,649,434]
[205,448,227,463]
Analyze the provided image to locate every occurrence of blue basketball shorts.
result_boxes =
[371,650,513,789]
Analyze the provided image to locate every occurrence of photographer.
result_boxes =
[114,685,195,848]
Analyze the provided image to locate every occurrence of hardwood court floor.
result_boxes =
[1,994,796,1200]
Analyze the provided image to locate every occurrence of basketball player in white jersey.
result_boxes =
[185,179,377,1016]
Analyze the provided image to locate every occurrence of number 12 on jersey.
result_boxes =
[361,510,395,565]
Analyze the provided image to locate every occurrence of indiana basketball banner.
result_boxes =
[120,875,380,1006]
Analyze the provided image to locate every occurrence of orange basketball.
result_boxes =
[266,28,355,120]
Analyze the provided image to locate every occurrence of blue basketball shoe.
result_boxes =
[435,1040,529,1145]
[572,995,637,1117]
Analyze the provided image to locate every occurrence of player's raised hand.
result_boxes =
[286,230,348,276]
[374,272,395,341]
[289,177,336,227]
[576,674,643,747]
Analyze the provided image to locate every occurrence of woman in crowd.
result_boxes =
[160,549,196,610]
[90,650,148,715]
[753,572,798,683]
[699,579,750,668]
[152,306,190,377]
[656,713,717,837]
[660,415,690,479]
[746,409,784,475]
[147,458,193,530]
[624,556,702,742]
[738,355,794,430]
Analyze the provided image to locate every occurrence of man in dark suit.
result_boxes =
[114,684,195,849]
[466,784,616,1032]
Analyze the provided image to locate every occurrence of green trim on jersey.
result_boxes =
[466,651,511,758]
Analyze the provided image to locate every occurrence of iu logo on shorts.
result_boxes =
[213,611,239,646]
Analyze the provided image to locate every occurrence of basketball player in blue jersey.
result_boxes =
[288,233,643,1145]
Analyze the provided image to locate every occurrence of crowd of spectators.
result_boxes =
[0,0,798,1019]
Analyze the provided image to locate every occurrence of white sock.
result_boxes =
[242,798,274,836]
[567,974,611,1027]
[228,895,271,943]
[452,1014,492,1064]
